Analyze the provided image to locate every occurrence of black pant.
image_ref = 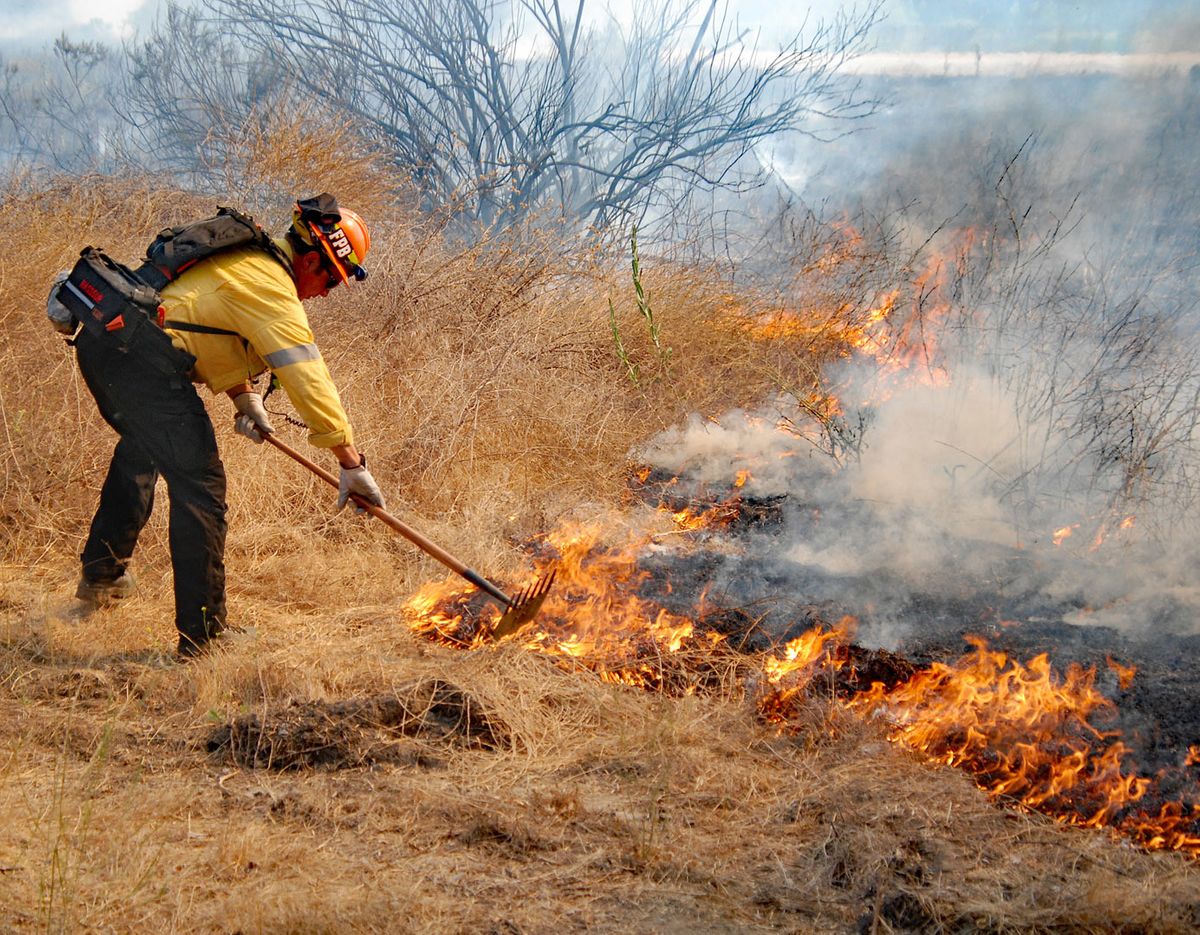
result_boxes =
[75,315,227,647]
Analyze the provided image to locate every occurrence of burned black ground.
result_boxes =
[628,469,1200,838]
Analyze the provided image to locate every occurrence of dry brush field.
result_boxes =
[0,170,1197,932]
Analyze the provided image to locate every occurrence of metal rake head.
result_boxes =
[491,568,557,639]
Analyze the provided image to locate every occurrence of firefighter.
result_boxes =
[72,194,386,657]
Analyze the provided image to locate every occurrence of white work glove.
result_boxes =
[232,392,275,444]
[338,458,386,513]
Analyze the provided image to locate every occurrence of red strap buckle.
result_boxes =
[105,314,125,332]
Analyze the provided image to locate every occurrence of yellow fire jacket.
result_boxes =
[159,239,353,448]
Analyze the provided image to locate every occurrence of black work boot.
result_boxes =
[176,615,225,659]
[177,624,254,660]
[177,631,215,659]
[75,572,137,607]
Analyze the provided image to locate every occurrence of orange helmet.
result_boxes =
[291,194,370,283]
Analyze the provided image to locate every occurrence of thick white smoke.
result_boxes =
[639,5,1200,647]
[638,355,1200,645]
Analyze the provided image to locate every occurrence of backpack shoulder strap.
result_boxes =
[134,206,293,291]
[161,319,240,338]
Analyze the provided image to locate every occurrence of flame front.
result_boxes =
[403,515,734,691]
[757,633,1199,855]
[848,639,1147,818]
[405,502,1198,858]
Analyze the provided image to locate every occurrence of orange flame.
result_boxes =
[836,637,1196,853]
[1052,524,1078,546]
[736,223,982,432]
[1106,656,1137,691]
[1091,514,1139,552]
[649,471,757,534]
[757,617,855,723]
[668,502,739,532]
[403,517,729,691]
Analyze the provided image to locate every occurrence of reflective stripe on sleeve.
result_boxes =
[263,343,321,368]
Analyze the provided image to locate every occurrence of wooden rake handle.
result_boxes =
[262,433,516,608]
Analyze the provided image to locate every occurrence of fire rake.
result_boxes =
[264,434,555,637]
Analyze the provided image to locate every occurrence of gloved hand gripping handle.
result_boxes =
[262,434,517,609]
[232,392,275,444]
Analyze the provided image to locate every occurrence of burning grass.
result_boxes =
[397,472,1200,862]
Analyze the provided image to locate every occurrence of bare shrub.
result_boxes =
[123,0,882,236]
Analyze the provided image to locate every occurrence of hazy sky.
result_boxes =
[1,0,1195,51]
[0,0,149,42]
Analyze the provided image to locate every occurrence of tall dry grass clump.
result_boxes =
[0,134,852,614]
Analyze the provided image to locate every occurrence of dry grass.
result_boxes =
[0,157,1197,931]
[0,605,1196,933]
[0,164,819,573]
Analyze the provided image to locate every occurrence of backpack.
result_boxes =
[50,206,291,343]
